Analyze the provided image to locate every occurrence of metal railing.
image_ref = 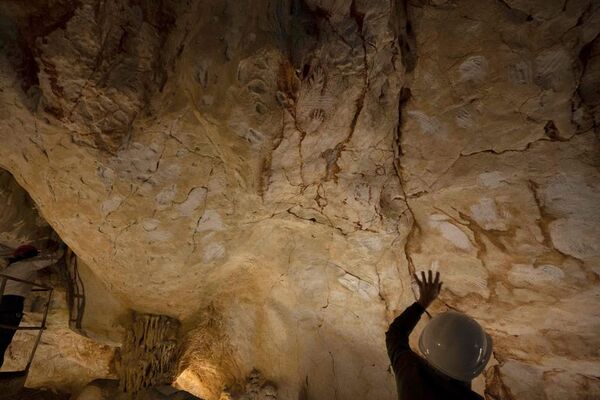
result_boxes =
[0,273,53,374]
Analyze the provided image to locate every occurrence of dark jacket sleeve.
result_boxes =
[385,302,425,365]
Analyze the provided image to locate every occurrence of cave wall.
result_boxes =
[75,258,129,345]
[0,169,54,250]
[0,168,118,392]
[4,285,118,393]
[0,0,599,399]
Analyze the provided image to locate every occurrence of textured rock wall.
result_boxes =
[75,257,129,345]
[0,169,54,249]
[0,0,599,399]
[0,169,117,392]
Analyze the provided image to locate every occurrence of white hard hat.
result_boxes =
[418,311,492,382]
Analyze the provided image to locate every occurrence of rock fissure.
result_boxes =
[527,179,586,265]
[329,352,339,400]
[393,84,421,303]
[319,1,370,183]
[286,207,347,236]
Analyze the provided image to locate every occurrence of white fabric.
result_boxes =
[1,252,60,297]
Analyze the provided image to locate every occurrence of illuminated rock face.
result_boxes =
[0,0,599,399]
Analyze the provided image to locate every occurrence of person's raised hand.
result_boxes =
[415,270,442,309]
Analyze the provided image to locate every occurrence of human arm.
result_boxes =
[385,271,443,363]
[386,302,426,363]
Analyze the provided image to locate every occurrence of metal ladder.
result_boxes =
[0,274,53,382]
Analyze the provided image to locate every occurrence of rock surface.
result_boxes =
[3,285,118,393]
[0,169,117,393]
[0,169,54,250]
[0,0,599,399]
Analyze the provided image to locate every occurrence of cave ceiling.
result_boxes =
[0,0,599,399]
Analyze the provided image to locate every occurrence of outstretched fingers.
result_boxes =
[416,269,443,292]
[420,271,426,285]
[414,271,422,288]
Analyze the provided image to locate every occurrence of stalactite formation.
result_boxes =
[117,313,180,397]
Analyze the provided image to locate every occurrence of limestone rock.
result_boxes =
[0,0,599,399]
[0,169,54,250]
[0,170,117,393]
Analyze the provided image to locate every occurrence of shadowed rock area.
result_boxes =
[0,0,599,399]
[0,168,116,394]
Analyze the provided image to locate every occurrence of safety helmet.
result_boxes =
[419,311,492,382]
[13,244,39,259]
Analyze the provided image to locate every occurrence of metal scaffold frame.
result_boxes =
[0,274,53,376]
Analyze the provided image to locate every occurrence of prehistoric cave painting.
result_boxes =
[295,64,332,134]
[533,48,572,91]
[458,55,489,83]
[235,49,282,138]
[507,61,533,86]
